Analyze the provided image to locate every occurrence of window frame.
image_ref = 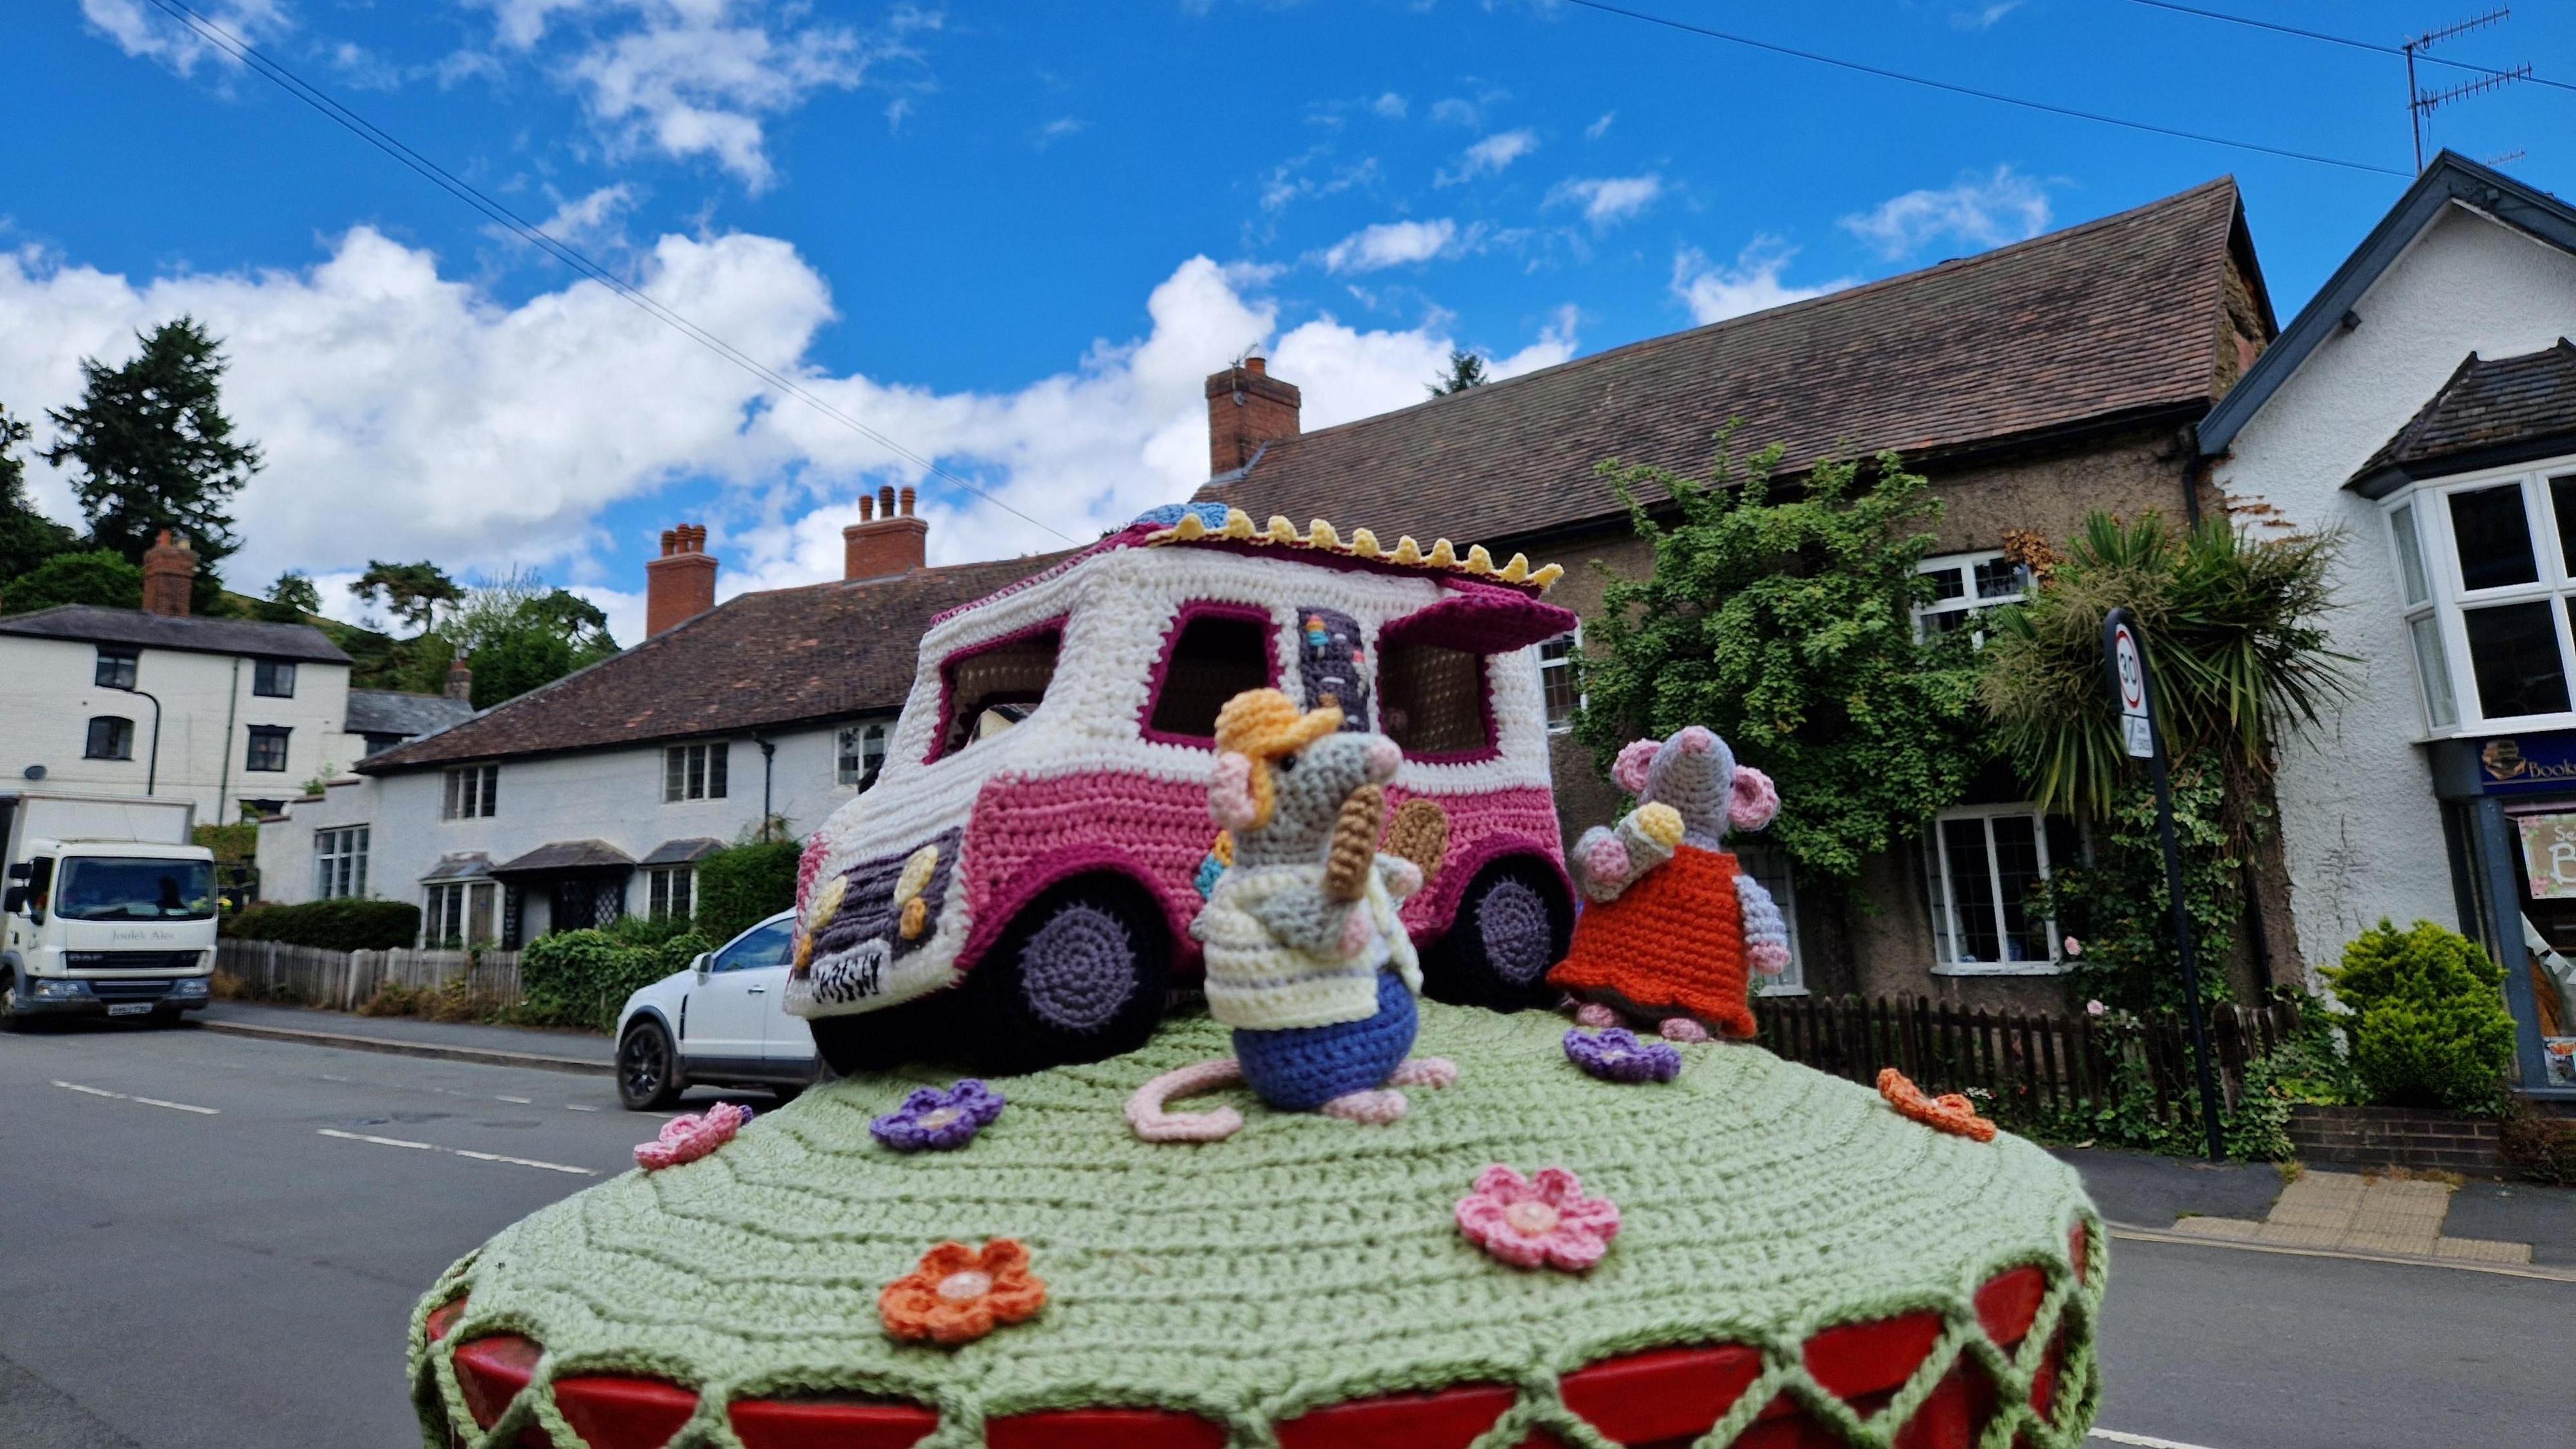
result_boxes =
[442,764,499,820]
[313,825,370,900]
[252,658,298,698]
[244,724,292,773]
[837,720,892,789]
[929,619,1065,763]
[1913,549,2033,643]
[1537,626,1585,734]
[421,878,496,946]
[1925,802,2064,977]
[83,715,134,761]
[647,865,695,922]
[2383,459,2576,737]
[1140,601,1279,747]
[93,647,138,690]
[663,741,731,803]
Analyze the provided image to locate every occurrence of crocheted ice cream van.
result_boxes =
[781,502,1580,1075]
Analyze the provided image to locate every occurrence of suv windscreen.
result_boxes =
[56,857,217,921]
[715,918,794,971]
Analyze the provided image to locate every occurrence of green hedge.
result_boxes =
[2324,918,2518,1113]
[694,839,800,946]
[226,898,422,951]
[519,923,710,1032]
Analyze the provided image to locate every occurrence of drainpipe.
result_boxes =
[216,657,242,820]
[755,735,775,843]
[2180,445,2210,529]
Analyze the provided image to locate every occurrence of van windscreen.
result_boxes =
[1147,610,1271,741]
[941,627,1061,757]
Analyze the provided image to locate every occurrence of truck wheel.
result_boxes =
[0,979,29,1034]
[961,875,1169,1074]
[616,1020,684,1111]
[1420,857,1572,1014]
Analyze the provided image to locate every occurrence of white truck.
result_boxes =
[1,792,217,1027]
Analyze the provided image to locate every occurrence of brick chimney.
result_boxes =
[140,529,196,617]
[445,653,474,702]
[841,484,928,581]
[1204,347,1301,477]
[644,523,718,636]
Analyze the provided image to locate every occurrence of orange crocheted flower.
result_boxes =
[879,1239,1046,1346]
[1876,1068,1997,1144]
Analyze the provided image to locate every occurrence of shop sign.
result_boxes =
[2520,813,2576,900]
[2479,733,2576,795]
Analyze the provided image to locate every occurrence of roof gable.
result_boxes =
[2198,152,2576,457]
[2350,339,2576,496]
[1199,178,2257,549]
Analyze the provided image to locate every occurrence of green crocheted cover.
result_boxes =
[411,1002,2105,1449]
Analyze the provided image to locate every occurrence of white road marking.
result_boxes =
[315,1128,597,1176]
[564,1104,600,1112]
[2092,1430,2223,1449]
[52,1081,220,1115]
[496,1095,532,1104]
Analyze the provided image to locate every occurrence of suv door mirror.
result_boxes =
[692,951,712,979]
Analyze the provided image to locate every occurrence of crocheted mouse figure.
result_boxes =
[1548,726,1788,1042]
[1127,690,1456,1141]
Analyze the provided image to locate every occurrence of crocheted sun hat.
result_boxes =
[412,1002,2104,1449]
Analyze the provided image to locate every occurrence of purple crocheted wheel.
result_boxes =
[1563,1027,1683,1083]
[1472,875,1556,986]
[871,1079,1007,1152]
[1018,902,1142,1033]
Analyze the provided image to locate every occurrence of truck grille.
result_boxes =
[87,978,176,1002]
[62,952,201,974]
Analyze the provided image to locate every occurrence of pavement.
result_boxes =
[196,999,612,1071]
[3,1016,2571,1449]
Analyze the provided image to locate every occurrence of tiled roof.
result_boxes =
[493,840,634,875]
[640,837,725,867]
[358,554,1065,773]
[0,604,350,663]
[345,688,476,739]
[1199,178,2255,549]
[2351,340,2576,493]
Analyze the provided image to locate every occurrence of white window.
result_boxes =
[313,826,369,900]
[2390,467,2576,733]
[423,879,497,947]
[837,722,890,789]
[1538,629,1582,732]
[664,742,729,802]
[442,764,498,820]
[1736,841,1805,996]
[1915,550,2032,641]
[647,866,694,922]
[1926,805,2061,974]
[253,659,297,698]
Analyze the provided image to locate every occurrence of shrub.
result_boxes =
[694,839,800,945]
[2499,1099,2576,1185]
[516,926,709,1032]
[2322,919,2517,1113]
[226,898,422,951]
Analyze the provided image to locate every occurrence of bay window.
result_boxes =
[2390,464,2576,733]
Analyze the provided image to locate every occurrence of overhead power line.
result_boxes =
[2118,0,2576,97]
[136,0,1081,545]
[1560,0,2409,176]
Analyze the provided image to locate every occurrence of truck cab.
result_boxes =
[2,793,217,1026]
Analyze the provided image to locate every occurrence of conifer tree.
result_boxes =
[43,317,262,588]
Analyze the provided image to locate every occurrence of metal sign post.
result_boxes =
[2104,608,2226,1163]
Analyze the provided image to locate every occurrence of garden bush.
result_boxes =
[2323,919,2516,1112]
[225,898,421,951]
[694,838,800,945]
[516,925,710,1032]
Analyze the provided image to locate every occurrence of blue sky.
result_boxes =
[5,0,2571,639]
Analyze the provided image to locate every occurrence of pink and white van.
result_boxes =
[783,502,1578,1072]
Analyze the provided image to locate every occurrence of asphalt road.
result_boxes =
[3,1021,2567,1449]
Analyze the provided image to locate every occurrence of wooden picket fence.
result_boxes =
[215,939,525,1014]
[1753,992,2305,1127]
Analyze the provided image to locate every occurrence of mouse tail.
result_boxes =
[1126,1058,1248,1142]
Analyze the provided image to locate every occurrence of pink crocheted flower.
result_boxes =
[1456,1165,1620,1271]
[635,1102,752,1170]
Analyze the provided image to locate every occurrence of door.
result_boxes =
[686,916,794,1065]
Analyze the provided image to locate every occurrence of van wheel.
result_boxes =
[616,1020,684,1111]
[1420,858,1572,1014]
[961,875,1169,1074]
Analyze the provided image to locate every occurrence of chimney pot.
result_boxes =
[643,521,719,636]
[859,494,875,523]
[445,654,474,703]
[1203,354,1301,478]
[140,529,197,618]
[900,485,916,517]
[877,484,896,517]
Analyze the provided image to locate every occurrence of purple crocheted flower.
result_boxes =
[1563,1027,1683,1083]
[871,1079,1006,1152]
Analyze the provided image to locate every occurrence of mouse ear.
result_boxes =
[1612,738,1660,796]
[1210,752,1260,831]
[1729,765,1779,833]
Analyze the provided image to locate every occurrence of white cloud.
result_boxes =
[1371,92,1407,119]
[1669,239,1853,325]
[473,0,936,191]
[1436,129,1538,187]
[1033,117,1085,148]
[1584,111,1615,141]
[1316,219,1465,274]
[1951,1,2025,30]
[1547,174,1663,228]
[78,0,289,77]
[1257,147,1380,215]
[1,232,1573,624]
[1840,165,2053,259]
[533,184,637,248]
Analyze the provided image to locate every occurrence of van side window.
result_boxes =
[1378,641,1491,757]
[940,626,1062,758]
[1146,607,1272,742]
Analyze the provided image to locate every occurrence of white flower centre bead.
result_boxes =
[1503,1200,1561,1237]
[920,1107,961,1131]
[936,1270,992,1303]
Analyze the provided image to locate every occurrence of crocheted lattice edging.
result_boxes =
[409,1002,2106,1449]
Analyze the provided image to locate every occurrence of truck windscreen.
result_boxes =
[56,858,217,922]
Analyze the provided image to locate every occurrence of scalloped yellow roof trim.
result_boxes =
[1143,506,1562,592]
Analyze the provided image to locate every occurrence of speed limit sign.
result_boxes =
[2107,617,2153,759]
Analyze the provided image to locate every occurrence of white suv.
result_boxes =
[612,910,818,1111]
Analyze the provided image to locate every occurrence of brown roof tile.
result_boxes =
[1199,178,2254,548]
[358,553,1065,773]
[2352,339,2576,490]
